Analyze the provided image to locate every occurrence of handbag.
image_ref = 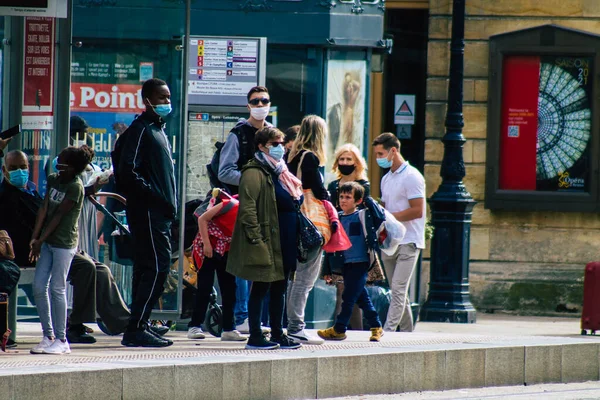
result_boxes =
[367,253,386,284]
[296,151,332,244]
[297,207,323,263]
[0,231,15,261]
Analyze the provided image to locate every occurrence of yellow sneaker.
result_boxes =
[317,327,347,341]
[370,327,384,342]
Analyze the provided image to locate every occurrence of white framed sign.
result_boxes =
[394,94,416,125]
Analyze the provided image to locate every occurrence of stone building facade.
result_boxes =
[422,0,600,315]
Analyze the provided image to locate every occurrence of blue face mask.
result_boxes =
[268,144,285,161]
[148,102,172,118]
[376,155,393,169]
[8,169,29,188]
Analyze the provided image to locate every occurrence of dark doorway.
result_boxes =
[383,9,429,171]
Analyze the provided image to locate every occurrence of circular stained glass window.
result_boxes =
[536,63,591,180]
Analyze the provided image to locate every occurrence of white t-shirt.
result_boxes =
[381,161,426,249]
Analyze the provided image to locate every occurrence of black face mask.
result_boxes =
[338,164,356,176]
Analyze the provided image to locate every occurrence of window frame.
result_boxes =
[485,26,600,212]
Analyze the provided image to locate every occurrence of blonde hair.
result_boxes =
[332,144,367,180]
[288,115,327,166]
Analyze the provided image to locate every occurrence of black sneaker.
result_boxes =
[121,330,172,347]
[67,324,97,344]
[149,325,170,337]
[5,338,17,349]
[245,335,280,350]
[271,334,302,349]
[147,326,173,346]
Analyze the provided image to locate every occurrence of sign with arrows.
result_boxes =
[394,94,415,125]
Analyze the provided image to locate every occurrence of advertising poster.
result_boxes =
[325,60,367,183]
[499,55,592,192]
[70,52,148,169]
[22,17,55,194]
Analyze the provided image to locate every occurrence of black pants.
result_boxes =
[248,277,288,339]
[190,252,236,331]
[126,205,173,332]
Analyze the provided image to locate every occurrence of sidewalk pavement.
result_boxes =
[1,313,598,400]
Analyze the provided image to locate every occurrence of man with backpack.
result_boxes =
[216,86,271,332]
[112,78,177,347]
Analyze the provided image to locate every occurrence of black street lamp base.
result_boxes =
[420,305,476,323]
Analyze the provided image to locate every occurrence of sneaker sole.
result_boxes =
[121,341,173,348]
[292,335,327,344]
[278,344,302,349]
[221,338,247,342]
[245,343,280,350]
[317,335,346,341]
[42,350,71,355]
[30,349,48,354]
[187,336,206,340]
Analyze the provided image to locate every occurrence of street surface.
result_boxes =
[328,382,600,400]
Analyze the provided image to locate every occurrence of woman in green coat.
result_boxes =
[227,127,304,350]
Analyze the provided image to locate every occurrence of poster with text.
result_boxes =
[325,60,367,183]
[499,55,592,192]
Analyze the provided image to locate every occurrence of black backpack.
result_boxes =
[206,126,254,194]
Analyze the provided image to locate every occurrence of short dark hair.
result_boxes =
[284,125,300,145]
[247,86,269,102]
[372,132,400,151]
[59,145,94,175]
[339,181,365,202]
[142,78,167,99]
[70,115,89,134]
[255,127,284,147]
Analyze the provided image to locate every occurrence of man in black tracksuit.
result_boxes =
[117,78,177,347]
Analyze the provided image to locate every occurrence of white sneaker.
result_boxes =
[221,330,247,342]
[187,326,206,339]
[30,337,54,354]
[288,329,324,345]
[237,319,270,334]
[42,339,71,355]
[237,319,250,334]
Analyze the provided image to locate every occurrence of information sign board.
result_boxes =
[186,36,266,107]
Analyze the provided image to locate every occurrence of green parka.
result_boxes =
[226,159,284,282]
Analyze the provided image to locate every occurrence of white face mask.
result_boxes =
[250,106,270,121]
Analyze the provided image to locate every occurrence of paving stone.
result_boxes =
[68,369,122,400]
[14,372,68,400]
[317,355,368,398]
[525,345,562,384]
[271,358,317,400]
[485,347,525,387]
[562,343,599,383]
[123,366,175,400]
[175,363,223,400]
[0,375,13,400]
[446,348,486,389]
[223,360,271,400]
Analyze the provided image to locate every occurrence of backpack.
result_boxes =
[206,125,254,194]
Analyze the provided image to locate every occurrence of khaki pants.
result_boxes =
[381,244,420,332]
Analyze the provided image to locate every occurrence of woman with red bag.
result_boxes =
[286,115,331,345]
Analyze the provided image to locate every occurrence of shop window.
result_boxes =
[485,25,600,212]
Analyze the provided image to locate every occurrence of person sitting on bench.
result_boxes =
[0,150,134,344]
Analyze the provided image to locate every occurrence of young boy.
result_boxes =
[318,182,384,342]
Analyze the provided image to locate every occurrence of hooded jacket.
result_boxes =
[226,159,284,283]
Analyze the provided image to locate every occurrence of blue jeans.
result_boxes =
[33,243,77,340]
[234,277,249,325]
[334,261,381,334]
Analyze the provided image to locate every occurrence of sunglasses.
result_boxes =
[267,141,284,147]
[248,98,271,106]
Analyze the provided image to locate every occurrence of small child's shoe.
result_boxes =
[317,327,347,341]
[370,327,384,342]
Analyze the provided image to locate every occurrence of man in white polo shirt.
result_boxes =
[373,132,425,332]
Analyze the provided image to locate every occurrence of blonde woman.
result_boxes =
[327,143,370,211]
[286,115,330,345]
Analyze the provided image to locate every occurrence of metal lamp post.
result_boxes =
[420,0,477,323]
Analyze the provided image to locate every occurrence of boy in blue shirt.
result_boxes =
[318,182,383,342]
